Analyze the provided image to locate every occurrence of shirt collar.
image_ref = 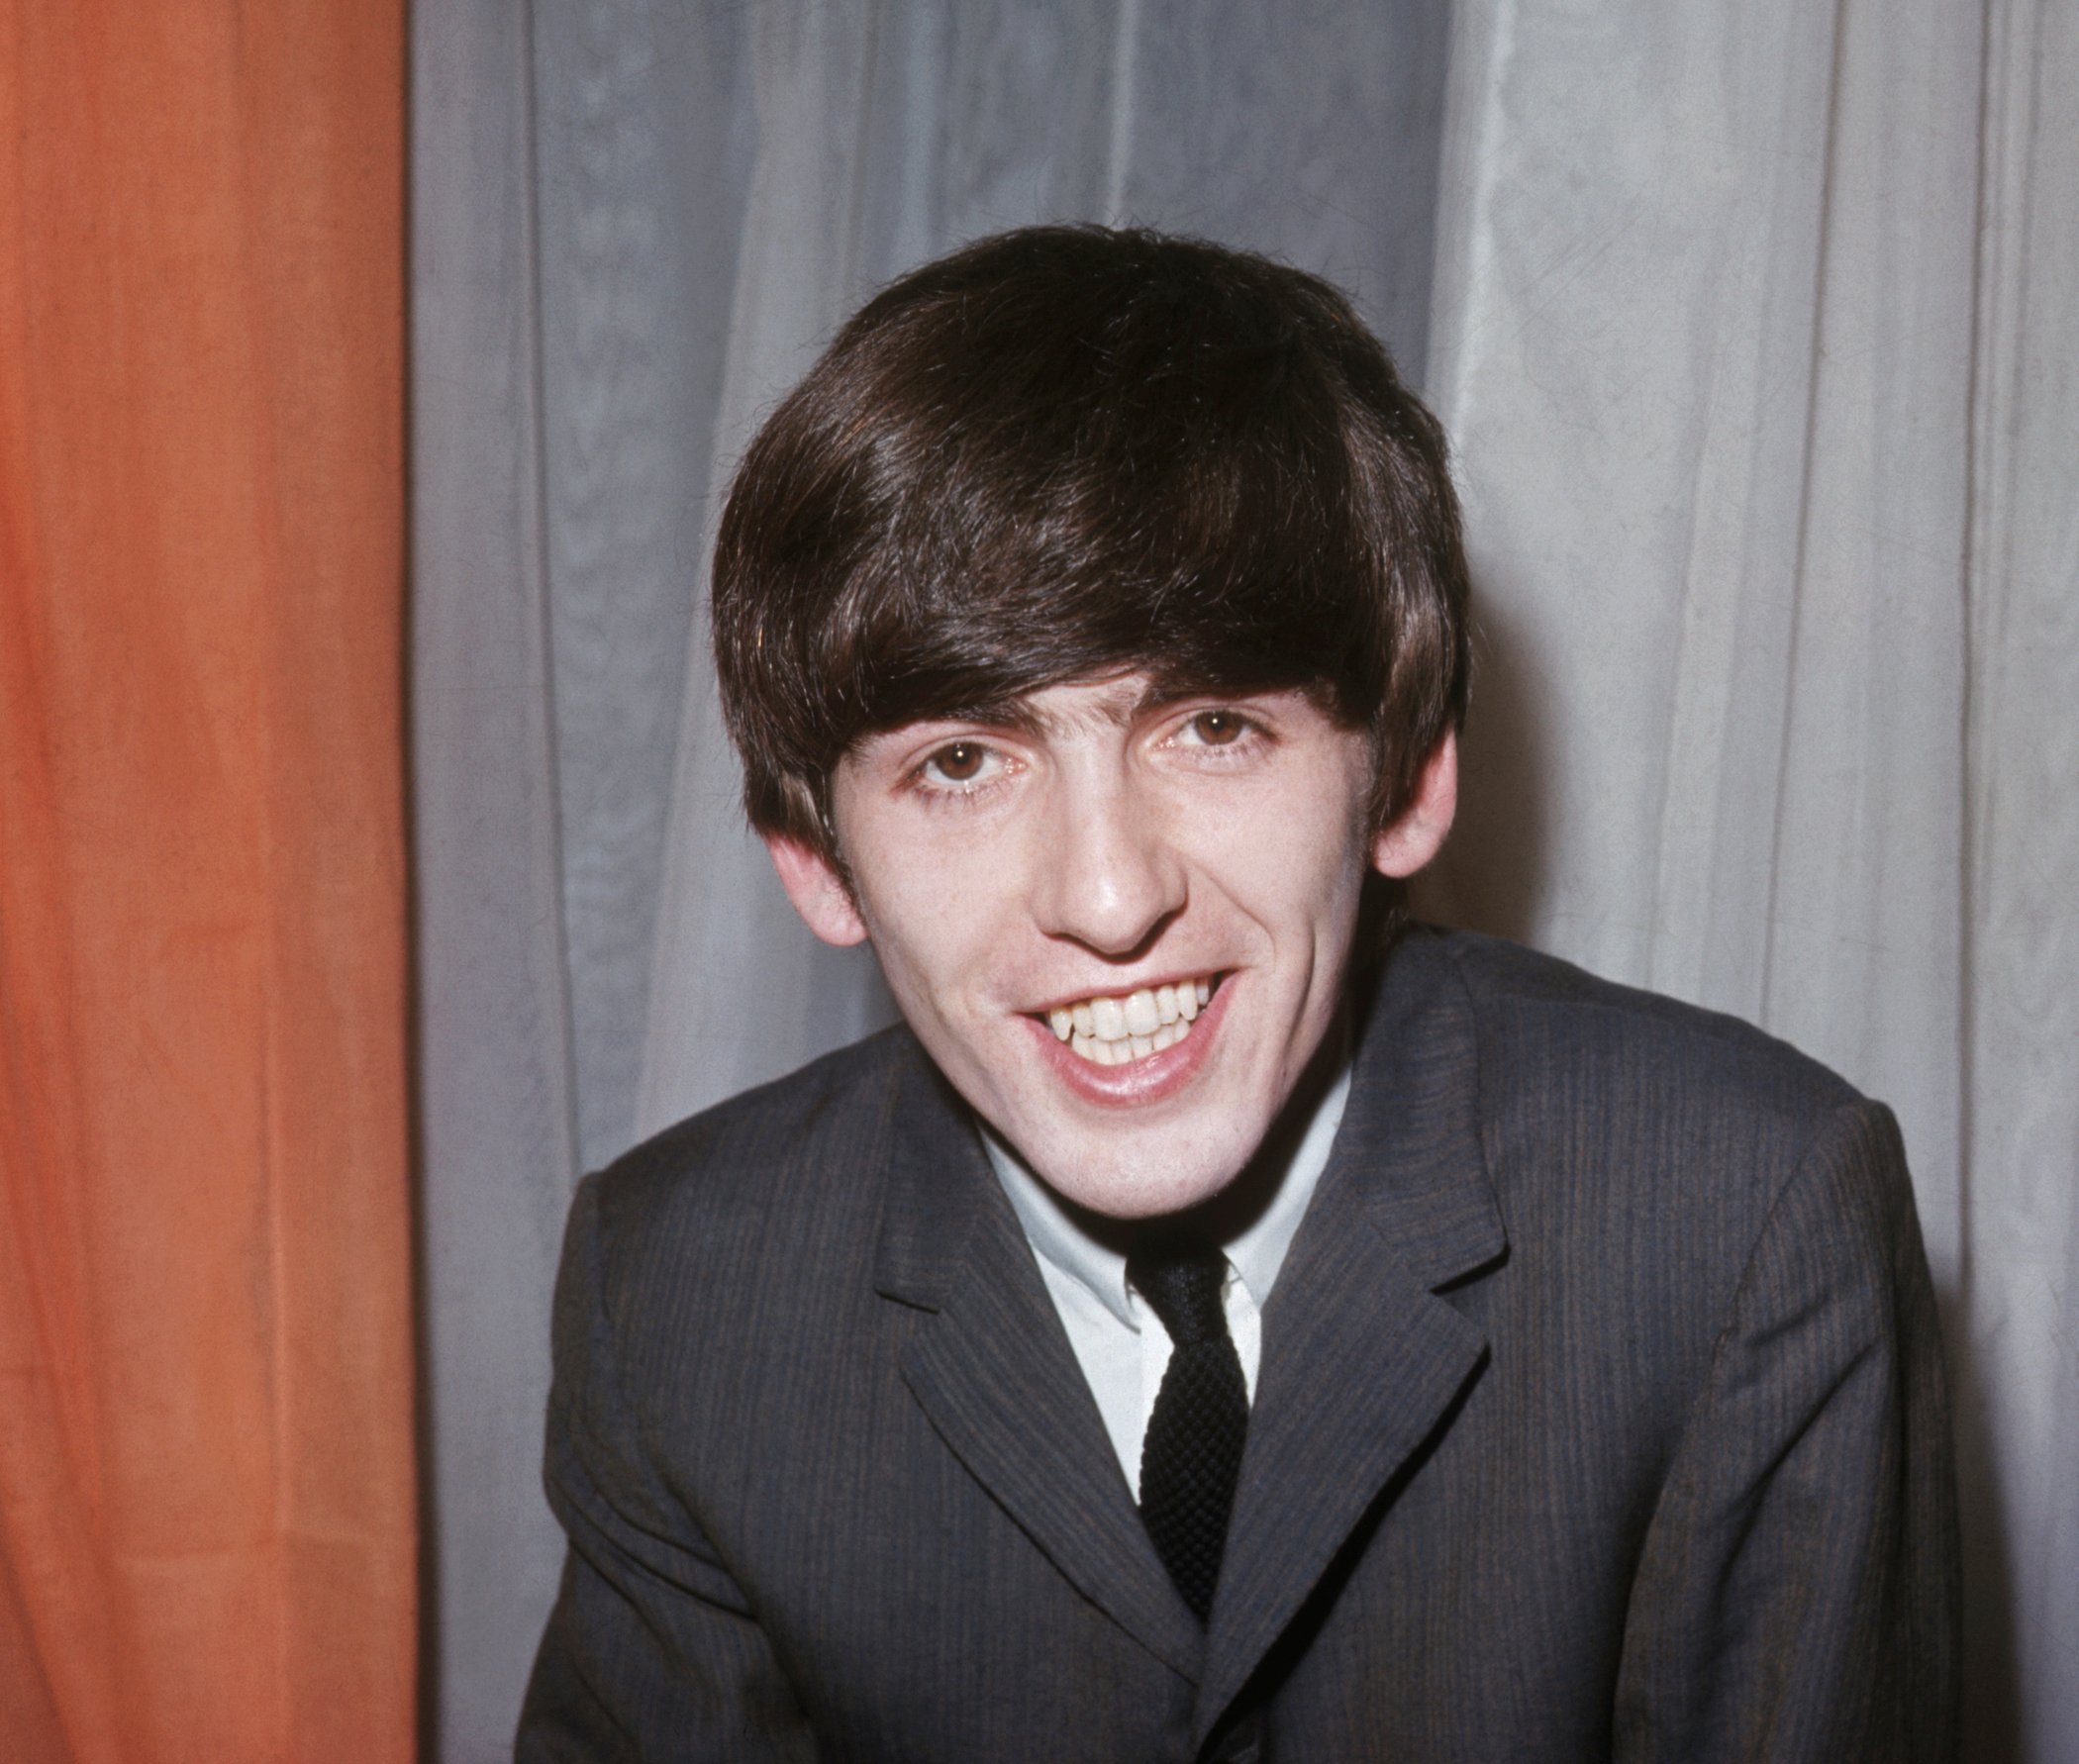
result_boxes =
[981,1040,1354,1329]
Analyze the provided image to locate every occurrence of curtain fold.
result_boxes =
[1957,3,2079,1752]
[410,3,597,1750]
[0,6,414,1760]
[1422,1,2077,1752]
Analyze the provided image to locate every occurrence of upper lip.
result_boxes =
[1022,970,1225,1017]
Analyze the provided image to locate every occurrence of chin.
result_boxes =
[1032,1130,1258,1223]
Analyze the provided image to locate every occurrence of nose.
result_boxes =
[1029,762,1187,956]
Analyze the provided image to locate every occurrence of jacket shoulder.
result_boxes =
[1404,931,1928,1431]
[574,1025,926,1327]
[1425,927,1865,1126]
[1405,929,1904,1285]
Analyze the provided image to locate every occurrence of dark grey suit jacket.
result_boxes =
[517,929,1957,1761]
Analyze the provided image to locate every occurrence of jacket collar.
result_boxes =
[1194,926,1506,1745]
[869,928,1508,1709]
[872,1043,1205,1679]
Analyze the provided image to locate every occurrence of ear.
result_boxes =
[763,834,869,947]
[1371,728,1458,879]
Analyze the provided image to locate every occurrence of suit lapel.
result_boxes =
[873,1045,1204,1682]
[866,929,1507,1721]
[1195,931,1508,1746]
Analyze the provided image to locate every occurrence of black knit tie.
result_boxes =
[1130,1239,1247,1623]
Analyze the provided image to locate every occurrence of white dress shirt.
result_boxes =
[981,1053,1352,1498]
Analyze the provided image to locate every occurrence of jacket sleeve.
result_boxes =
[516,1172,818,1762]
[1612,1099,1960,1761]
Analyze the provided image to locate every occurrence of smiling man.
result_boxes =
[766,671,1444,1223]
[518,228,1956,1762]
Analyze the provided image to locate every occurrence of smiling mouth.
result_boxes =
[1035,975,1221,1067]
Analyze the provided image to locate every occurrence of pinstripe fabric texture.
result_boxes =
[517,928,1957,1762]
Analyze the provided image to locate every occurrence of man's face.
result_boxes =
[767,674,1454,1220]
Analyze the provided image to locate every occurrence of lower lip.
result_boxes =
[1024,980,1233,1107]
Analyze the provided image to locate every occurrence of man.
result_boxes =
[518,227,1956,1760]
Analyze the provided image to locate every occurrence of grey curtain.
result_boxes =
[412,0,2076,1756]
[1422,4,2079,1756]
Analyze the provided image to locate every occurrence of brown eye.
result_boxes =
[931,741,985,781]
[1191,711,1244,745]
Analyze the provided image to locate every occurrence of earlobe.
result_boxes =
[763,834,870,947]
[1371,728,1459,879]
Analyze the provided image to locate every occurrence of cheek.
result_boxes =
[1195,786,1373,939]
[848,828,1022,1015]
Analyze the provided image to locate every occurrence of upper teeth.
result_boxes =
[1045,978,1213,1066]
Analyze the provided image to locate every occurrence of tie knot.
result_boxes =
[1128,1241,1231,1345]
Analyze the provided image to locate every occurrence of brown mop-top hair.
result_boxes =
[711,224,1470,861]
